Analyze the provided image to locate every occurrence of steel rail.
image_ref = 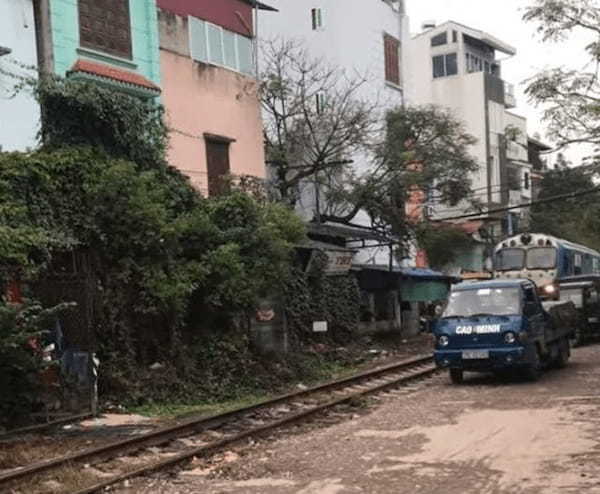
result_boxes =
[0,354,434,489]
[70,362,438,494]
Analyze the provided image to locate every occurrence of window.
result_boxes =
[452,30,458,43]
[466,52,497,75]
[384,33,401,85]
[205,136,232,197]
[524,172,530,190]
[443,287,521,318]
[311,8,323,30]
[207,23,224,65]
[78,0,132,59]
[316,92,326,114]
[495,248,525,271]
[189,17,254,76]
[527,248,557,269]
[432,53,457,78]
[431,31,447,47]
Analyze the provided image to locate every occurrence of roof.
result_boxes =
[414,20,516,56]
[241,0,277,11]
[306,222,390,242]
[352,264,458,282]
[528,136,552,151]
[68,59,161,93]
[454,279,530,291]
[300,240,356,253]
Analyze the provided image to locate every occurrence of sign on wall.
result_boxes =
[323,249,356,275]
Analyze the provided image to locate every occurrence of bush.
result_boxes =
[0,299,70,427]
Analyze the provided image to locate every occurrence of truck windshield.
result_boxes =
[495,249,525,271]
[442,287,521,318]
[526,247,557,269]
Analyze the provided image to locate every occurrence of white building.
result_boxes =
[259,0,410,264]
[406,21,538,271]
[0,0,40,152]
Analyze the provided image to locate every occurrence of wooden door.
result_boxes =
[205,139,231,196]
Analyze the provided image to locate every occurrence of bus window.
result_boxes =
[574,254,583,276]
[495,249,525,271]
[527,247,557,270]
[563,252,572,276]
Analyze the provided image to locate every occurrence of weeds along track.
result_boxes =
[0,413,94,443]
[0,354,436,494]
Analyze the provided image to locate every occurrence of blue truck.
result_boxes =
[433,279,576,383]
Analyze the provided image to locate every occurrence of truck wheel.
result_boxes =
[523,347,542,381]
[554,338,570,369]
[449,368,464,384]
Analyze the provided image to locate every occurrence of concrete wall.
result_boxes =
[159,10,265,192]
[0,0,40,151]
[49,0,160,84]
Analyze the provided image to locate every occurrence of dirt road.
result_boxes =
[124,345,600,494]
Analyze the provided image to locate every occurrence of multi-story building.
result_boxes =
[157,0,274,195]
[259,0,410,263]
[406,21,539,272]
[0,0,40,152]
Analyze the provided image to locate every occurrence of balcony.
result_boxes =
[504,82,516,108]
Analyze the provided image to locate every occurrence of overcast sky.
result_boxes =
[408,0,592,164]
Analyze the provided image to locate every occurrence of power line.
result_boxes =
[434,186,600,223]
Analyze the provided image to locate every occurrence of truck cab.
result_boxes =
[433,279,573,383]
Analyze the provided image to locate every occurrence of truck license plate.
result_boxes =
[462,350,489,360]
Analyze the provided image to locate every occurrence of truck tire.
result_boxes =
[522,347,542,381]
[449,368,464,384]
[554,338,570,369]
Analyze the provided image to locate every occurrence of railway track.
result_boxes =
[0,354,437,494]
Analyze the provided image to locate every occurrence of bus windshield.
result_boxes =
[527,247,557,269]
[442,287,521,318]
[494,249,525,271]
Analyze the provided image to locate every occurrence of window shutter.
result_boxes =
[189,17,208,63]
[384,34,400,85]
[78,0,132,59]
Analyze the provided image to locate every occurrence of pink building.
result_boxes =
[157,0,275,195]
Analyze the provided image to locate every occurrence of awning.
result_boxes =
[307,222,390,243]
[400,280,450,302]
[67,59,161,98]
[241,0,278,11]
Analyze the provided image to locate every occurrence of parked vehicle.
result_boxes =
[558,274,600,345]
[433,279,577,383]
[493,233,600,299]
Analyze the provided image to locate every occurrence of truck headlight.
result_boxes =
[504,332,516,344]
[438,335,449,347]
[543,284,556,295]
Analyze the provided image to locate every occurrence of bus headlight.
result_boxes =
[504,332,516,344]
[438,335,449,347]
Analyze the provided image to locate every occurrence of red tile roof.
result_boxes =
[69,59,160,92]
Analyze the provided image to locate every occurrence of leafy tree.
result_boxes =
[324,105,479,240]
[261,40,478,253]
[415,224,474,271]
[530,163,600,247]
[0,76,306,402]
[0,299,73,427]
[260,39,379,206]
[524,0,600,150]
